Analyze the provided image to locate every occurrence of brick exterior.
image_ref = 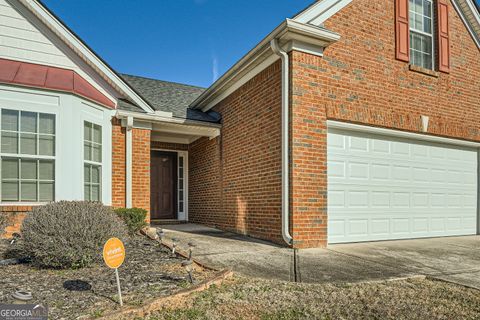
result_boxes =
[111,120,151,219]
[151,141,189,151]
[189,61,284,244]
[0,206,32,238]
[188,0,479,248]
[288,0,480,247]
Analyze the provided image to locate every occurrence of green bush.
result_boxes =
[21,201,127,269]
[114,208,148,235]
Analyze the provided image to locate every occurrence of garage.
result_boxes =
[327,123,478,244]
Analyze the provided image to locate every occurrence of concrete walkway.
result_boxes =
[157,223,480,288]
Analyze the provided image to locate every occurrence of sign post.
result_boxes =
[103,238,126,307]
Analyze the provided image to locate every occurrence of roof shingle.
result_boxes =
[118,74,220,123]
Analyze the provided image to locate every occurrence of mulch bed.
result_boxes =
[0,236,215,319]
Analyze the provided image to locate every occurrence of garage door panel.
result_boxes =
[328,129,478,243]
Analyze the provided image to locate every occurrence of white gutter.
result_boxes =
[125,116,133,208]
[115,110,222,129]
[270,39,293,246]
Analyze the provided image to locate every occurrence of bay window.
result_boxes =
[0,109,55,202]
[84,121,102,201]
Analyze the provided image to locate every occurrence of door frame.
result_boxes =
[151,148,188,221]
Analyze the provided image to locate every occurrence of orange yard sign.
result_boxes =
[103,238,125,269]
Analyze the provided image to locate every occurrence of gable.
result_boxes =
[0,0,119,105]
[294,0,480,49]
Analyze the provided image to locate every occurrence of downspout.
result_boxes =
[270,39,293,246]
[125,116,133,208]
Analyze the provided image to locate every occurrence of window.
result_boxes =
[84,121,101,201]
[0,109,55,202]
[409,0,434,69]
[178,155,185,213]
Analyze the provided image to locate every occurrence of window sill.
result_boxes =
[409,65,439,78]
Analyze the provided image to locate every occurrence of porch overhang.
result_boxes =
[115,110,221,144]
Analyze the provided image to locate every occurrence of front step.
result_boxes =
[150,219,188,225]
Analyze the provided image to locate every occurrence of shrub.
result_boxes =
[21,201,127,269]
[114,208,148,235]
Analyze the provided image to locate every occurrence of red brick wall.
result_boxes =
[151,141,189,151]
[0,206,32,238]
[289,0,480,247]
[189,61,284,244]
[111,120,151,219]
[112,120,126,208]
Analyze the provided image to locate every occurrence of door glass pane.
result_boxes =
[39,135,55,156]
[2,158,18,179]
[91,185,100,201]
[21,181,37,201]
[1,109,18,131]
[179,201,184,213]
[39,160,54,180]
[1,132,18,153]
[179,178,184,190]
[39,182,54,201]
[2,181,19,201]
[21,160,37,180]
[20,133,36,155]
[39,113,55,134]
[21,112,37,133]
[179,167,184,179]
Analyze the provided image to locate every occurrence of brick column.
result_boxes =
[290,51,328,248]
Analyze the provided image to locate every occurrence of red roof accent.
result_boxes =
[0,58,115,108]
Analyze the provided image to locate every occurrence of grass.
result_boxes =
[148,275,480,320]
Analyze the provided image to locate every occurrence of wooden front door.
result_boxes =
[150,151,177,219]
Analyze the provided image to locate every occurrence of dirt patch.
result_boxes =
[147,275,480,319]
[0,237,214,319]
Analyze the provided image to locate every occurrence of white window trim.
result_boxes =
[83,120,102,201]
[409,0,435,70]
[151,148,189,221]
[0,107,57,204]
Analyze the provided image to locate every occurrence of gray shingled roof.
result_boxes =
[118,74,220,123]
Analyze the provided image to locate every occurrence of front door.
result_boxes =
[150,151,177,219]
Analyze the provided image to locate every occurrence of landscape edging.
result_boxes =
[95,268,233,320]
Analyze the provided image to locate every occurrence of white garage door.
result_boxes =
[327,128,478,244]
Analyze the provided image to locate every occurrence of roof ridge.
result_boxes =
[120,73,206,90]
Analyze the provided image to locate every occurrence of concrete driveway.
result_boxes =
[157,223,480,289]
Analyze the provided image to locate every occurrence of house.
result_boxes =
[0,0,479,248]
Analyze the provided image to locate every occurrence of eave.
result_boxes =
[190,19,340,112]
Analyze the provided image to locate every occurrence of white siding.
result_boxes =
[0,84,114,205]
[0,0,77,69]
[0,0,117,104]
[328,128,478,244]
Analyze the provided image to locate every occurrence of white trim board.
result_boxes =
[327,121,480,148]
[294,0,353,26]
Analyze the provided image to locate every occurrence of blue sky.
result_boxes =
[42,0,313,88]
[42,0,480,88]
